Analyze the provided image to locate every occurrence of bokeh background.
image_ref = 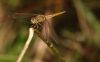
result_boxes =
[0,0,100,62]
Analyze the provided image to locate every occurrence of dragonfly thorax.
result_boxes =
[31,15,46,24]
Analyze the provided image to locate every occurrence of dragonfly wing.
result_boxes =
[8,13,42,19]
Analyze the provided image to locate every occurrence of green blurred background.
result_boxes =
[0,0,100,62]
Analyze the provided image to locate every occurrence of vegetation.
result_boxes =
[0,0,100,62]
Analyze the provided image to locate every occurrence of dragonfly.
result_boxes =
[9,11,66,40]
[9,11,66,62]
[9,11,65,30]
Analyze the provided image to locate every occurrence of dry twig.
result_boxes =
[16,28,34,62]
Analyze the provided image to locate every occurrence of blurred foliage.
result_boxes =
[8,0,20,7]
[0,0,100,62]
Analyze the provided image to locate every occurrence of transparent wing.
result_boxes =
[8,13,42,19]
[7,13,43,25]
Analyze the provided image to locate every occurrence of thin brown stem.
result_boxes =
[16,28,34,62]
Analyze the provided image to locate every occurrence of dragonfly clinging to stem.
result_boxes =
[30,11,66,32]
[16,11,66,62]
